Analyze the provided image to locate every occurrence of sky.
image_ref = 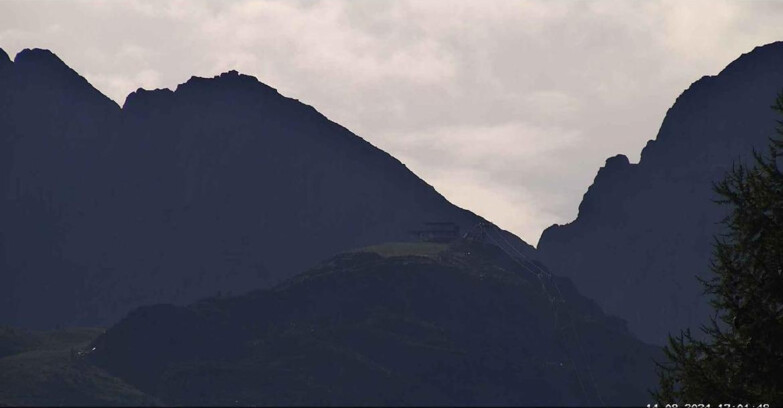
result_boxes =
[2,0,783,245]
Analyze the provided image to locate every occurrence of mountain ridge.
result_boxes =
[87,239,659,406]
[0,46,535,329]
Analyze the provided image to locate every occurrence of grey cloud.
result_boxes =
[2,0,783,243]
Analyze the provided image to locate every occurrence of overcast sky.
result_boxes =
[2,0,783,245]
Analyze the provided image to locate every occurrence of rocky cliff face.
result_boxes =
[537,41,783,344]
[0,48,533,329]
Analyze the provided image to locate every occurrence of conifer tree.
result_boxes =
[653,93,783,405]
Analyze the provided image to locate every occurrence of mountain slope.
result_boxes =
[88,240,660,406]
[0,48,533,329]
[0,49,121,329]
[537,41,783,344]
[0,326,158,406]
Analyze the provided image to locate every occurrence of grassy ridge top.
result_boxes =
[88,240,660,406]
[352,242,448,258]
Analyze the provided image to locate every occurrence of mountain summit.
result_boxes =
[537,41,783,344]
[0,48,532,329]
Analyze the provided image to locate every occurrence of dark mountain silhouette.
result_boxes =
[537,41,783,345]
[0,48,121,329]
[87,240,660,406]
[0,326,157,406]
[0,48,533,329]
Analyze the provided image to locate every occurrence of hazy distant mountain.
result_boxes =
[88,240,659,406]
[0,48,533,329]
[537,41,783,344]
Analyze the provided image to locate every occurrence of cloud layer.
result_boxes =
[2,0,783,244]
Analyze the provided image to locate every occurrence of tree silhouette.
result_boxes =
[653,93,783,405]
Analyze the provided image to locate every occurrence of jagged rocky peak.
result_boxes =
[536,41,783,345]
[10,48,119,113]
[719,40,783,77]
[598,154,631,175]
[173,69,281,100]
[0,48,10,66]
[122,70,283,113]
[14,48,80,79]
[589,154,633,190]
[122,87,176,113]
[640,41,783,165]
[121,70,302,121]
[14,47,59,62]
[571,154,633,221]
